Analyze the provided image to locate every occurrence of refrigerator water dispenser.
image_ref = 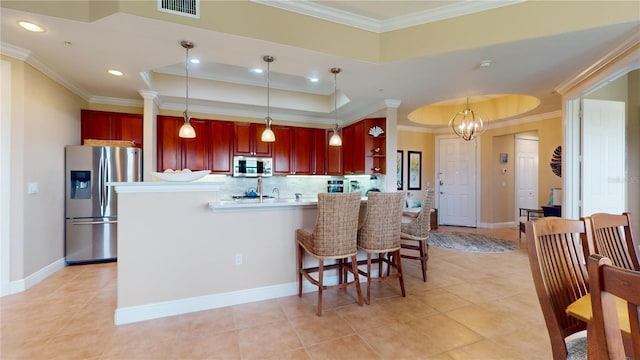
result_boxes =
[70,171,91,199]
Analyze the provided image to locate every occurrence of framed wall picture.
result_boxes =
[397,150,403,190]
[408,151,422,190]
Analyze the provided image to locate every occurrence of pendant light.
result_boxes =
[448,97,484,141]
[178,40,196,138]
[328,67,342,146]
[261,55,276,142]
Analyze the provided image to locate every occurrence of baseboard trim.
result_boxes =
[8,257,65,295]
[115,273,372,325]
[478,222,517,229]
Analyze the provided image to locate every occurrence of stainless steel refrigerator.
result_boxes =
[65,145,141,264]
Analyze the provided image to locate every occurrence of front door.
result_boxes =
[437,136,478,227]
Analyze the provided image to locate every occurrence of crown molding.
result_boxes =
[554,24,640,95]
[253,0,522,33]
[89,96,143,108]
[1,42,30,61]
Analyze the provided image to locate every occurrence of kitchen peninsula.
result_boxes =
[112,181,366,325]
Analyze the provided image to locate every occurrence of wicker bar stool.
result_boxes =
[356,191,406,305]
[400,189,435,282]
[296,192,364,316]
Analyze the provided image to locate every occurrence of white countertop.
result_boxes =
[209,196,369,211]
[110,181,221,193]
[209,198,318,211]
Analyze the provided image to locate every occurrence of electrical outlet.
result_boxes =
[235,253,243,265]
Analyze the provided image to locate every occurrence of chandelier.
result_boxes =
[448,98,484,141]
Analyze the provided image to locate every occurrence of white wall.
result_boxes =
[2,54,84,291]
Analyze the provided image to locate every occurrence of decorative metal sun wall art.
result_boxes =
[550,145,562,177]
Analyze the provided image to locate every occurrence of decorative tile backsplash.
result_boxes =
[210,175,386,200]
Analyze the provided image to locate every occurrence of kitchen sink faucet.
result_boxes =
[272,187,280,199]
[257,176,263,203]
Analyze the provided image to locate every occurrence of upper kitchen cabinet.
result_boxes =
[209,120,234,174]
[291,127,314,175]
[326,128,343,175]
[363,117,386,175]
[180,119,210,171]
[342,121,365,174]
[156,116,233,174]
[272,126,320,175]
[272,126,292,175]
[81,110,143,148]
[312,129,327,175]
[234,122,272,157]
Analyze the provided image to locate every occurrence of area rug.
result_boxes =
[428,231,517,253]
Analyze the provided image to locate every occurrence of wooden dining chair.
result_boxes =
[526,217,593,359]
[587,254,640,360]
[356,191,406,304]
[296,192,364,316]
[584,212,640,271]
[400,189,434,282]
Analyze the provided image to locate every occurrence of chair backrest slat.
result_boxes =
[527,217,592,359]
[586,212,640,271]
[587,254,640,360]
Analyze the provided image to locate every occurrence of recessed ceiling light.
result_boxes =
[308,77,319,83]
[190,58,200,64]
[108,69,124,76]
[479,60,492,68]
[251,68,263,74]
[18,21,45,33]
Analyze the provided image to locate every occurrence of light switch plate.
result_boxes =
[27,182,39,194]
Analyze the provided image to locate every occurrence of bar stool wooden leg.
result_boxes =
[297,244,304,297]
[394,249,406,297]
[351,254,364,306]
[317,260,324,316]
[365,254,373,305]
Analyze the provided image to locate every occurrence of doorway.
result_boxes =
[581,99,626,215]
[436,135,478,227]
[515,135,539,221]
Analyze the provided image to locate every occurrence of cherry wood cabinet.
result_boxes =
[313,129,327,175]
[272,126,320,175]
[181,119,210,171]
[209,121,234,174]
[156,116,233,174]
[156,116,182,171]
[234,122,272,157]
[81,110,143,148]
[272,126,292,175]
[342,121,365,174]
[291,127,314,175]
[326,128,343,175]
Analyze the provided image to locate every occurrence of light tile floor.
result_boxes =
[1,226,553,359]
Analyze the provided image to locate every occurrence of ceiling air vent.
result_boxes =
[158,0,200,19]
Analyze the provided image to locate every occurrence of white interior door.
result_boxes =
[437,136,477,227]
[515,137,539,221]
[581,99,626,216]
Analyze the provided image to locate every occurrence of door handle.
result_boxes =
[72,220,117,225]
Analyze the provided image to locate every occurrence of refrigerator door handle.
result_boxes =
[71,219,118,225]
[98,151,108,216]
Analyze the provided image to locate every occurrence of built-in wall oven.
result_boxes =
[327,180,344,193]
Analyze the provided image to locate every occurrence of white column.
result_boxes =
[385,99,401,192]
[138,90,158,181]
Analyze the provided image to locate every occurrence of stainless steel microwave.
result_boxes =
[233,156,273,177]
